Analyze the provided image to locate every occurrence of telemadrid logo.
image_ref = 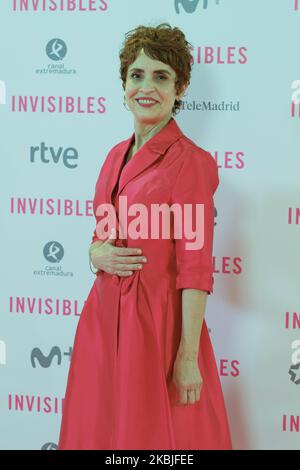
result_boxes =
[46,39,67,61]
[175,0,221,13]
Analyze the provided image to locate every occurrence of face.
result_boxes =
[124,48,186,125]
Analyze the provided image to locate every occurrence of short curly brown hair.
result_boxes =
[119,23,193,115]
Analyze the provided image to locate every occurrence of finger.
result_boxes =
[178,389,188,406]
[114,270,133,277]
[114,263,143,271]
[114,256,147,264]
[187,389,196,405]
[114,247,143,256]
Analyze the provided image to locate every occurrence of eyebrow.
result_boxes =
[128,67,172,76]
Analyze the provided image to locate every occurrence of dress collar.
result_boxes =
[126,117,184,155]
[110,117,184,202]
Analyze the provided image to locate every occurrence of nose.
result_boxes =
[139,77,156,92]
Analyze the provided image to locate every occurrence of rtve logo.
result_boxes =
[31,346,72,368]
[175,0,220,13]
[291,80,300,118]
[30,143,79,169]
[43,241,64,263]
[0,80,6,105]
[46,38,67,61]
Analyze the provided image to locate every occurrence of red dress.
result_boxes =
[58,117,232,450]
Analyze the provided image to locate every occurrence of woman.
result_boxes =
[58,23,232,450]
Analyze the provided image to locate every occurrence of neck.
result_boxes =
[132,115,172,151]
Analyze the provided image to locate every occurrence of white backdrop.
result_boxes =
[0,0,299,450]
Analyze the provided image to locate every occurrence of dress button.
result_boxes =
[112,274,119,285]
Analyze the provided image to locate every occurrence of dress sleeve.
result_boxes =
[91,229,100,245]
[90,143,120,245]
[170,150,219,294]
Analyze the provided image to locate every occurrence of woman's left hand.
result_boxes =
[172,354,203,406]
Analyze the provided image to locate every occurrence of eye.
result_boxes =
[129,72,167,81]
[130,72,140,79]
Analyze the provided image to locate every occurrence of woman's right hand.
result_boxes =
[89,229,147,276]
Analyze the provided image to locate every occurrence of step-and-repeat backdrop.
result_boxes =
[0,0,299,450]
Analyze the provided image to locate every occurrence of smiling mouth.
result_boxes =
[135,99,159,107]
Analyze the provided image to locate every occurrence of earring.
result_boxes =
[123,95,130,111]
